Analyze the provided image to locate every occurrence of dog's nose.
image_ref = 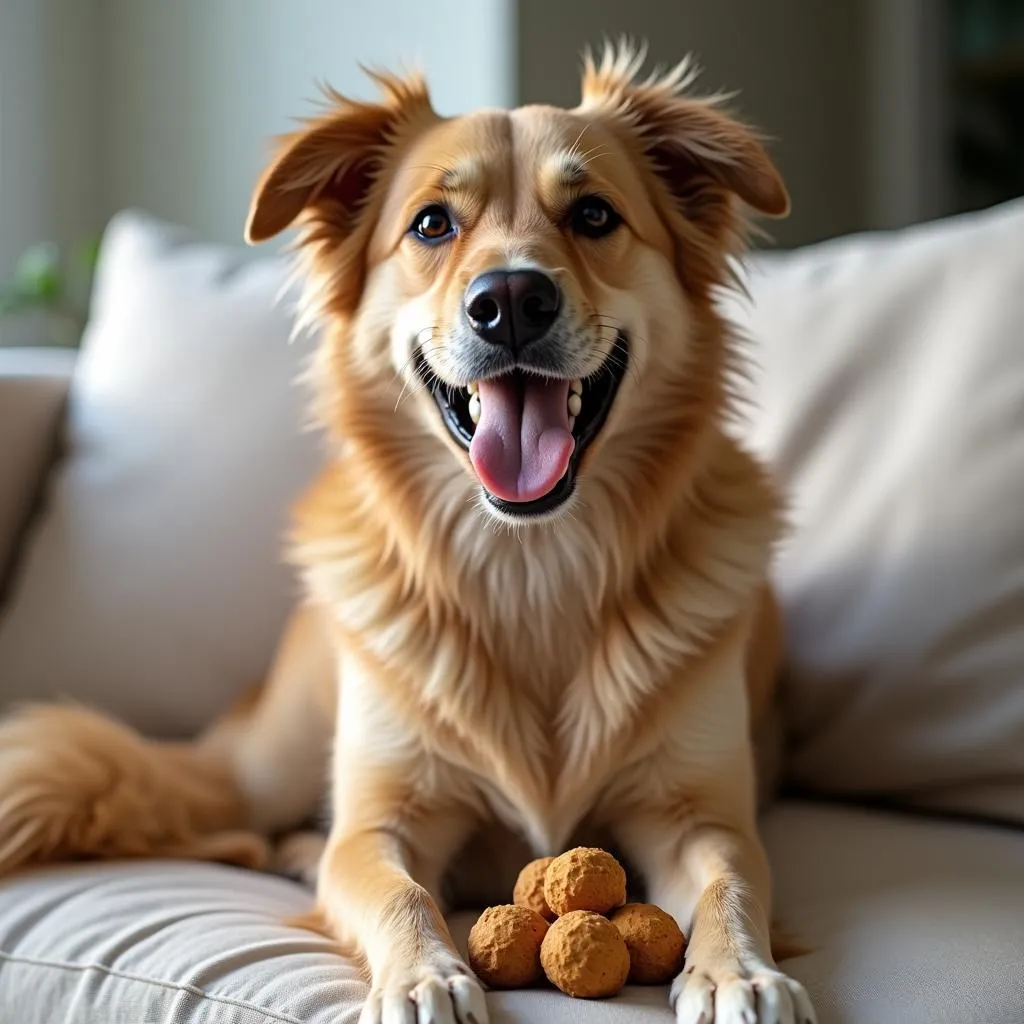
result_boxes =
[464,270,561,348]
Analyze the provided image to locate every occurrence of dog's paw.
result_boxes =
[360,960,488,1024]
[671,961,816,1024]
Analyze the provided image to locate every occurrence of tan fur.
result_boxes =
[0,43,814,1024]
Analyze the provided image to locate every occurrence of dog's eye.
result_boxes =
[410,205,455,243]
[570,197,622,239]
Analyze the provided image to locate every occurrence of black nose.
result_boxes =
[464,270,561,348]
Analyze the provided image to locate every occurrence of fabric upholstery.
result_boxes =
[2,802,1022,1023]
[763,802,1024,1024]
[0,211,320,736]
[0,861,362,1024]
[732,199,1024,823]
[0,348,76,602]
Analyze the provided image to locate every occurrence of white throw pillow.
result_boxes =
[732,199,1024,822]
[0,211,320,737]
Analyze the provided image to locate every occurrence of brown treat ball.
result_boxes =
[468,905,549,989]
[540,910,631,998]
[513,857,556,921]
[610,903,686,984]
[543,847,627,916]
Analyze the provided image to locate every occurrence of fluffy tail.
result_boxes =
[0,705,267,877]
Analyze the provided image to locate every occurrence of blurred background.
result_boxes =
[1,0,1022,347]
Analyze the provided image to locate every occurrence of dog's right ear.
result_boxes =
[245,72,436,245]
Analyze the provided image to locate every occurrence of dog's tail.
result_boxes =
[0,704,267,877]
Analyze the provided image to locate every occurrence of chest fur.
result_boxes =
[305,439,776,850]
[334,571,746,855]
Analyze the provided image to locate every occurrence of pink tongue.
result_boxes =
[470,377,575,503]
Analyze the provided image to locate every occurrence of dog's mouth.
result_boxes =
[416,335,629,516]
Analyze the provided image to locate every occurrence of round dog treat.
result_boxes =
[468,905,549,988]
[544,847,627,916]
[610,903,686,984]
[540,910,631,998]
[513,857,556,920]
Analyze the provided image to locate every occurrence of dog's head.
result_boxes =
[247,45,786,527]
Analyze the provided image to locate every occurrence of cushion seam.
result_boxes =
[0,950,305,1024]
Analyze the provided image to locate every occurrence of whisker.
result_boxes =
[394,334,450,412]
[395,374,424,412]
[395,340,445,374]
[585,322,643,387]
[393,327,442,376]
[565,124,592,162]
[394,347,425,383]
[393,345,434,407]
[575,144,610,166]
[585,313,641,382]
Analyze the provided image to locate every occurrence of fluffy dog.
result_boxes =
[0,44,815,1024]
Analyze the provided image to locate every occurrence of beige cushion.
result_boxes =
[764,802,1024,1024]
[0,348,76,601]
[0,860,363,1024]
[0,211,319,736]
[2,802,1022,1023]
[733,199,1024,822]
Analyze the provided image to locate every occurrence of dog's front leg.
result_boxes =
[618,808,815,1024]
[319,820,488,1024]
[316,649,489,1024]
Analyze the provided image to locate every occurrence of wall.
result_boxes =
[516,0,870,248]
[0,0,103,345]
[2,0,923,348]
[100,0,516,247]
[94,0,876,249]
[866,0,950,230]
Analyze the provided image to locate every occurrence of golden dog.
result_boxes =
[0,44,815,1024]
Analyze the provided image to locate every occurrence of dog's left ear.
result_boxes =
[579,44,789,220]
[245,71,436,244]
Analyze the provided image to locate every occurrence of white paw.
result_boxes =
[671,962,816,1024]
[360,961,489,1024]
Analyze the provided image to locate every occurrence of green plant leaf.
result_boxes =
[14,242,62,304]
[75,236,102,274]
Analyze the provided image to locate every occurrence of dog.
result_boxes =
[0,44,815,1024]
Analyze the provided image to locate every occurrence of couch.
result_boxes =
[1,202,1022,1023]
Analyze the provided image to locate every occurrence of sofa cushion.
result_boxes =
[2,803,1022,1023]
[0,860,674,1024]
[0,211,319,737]
[0,348,76,603]
[0,861,363,1024]
[763,801,1024,1024]
[732,199,1024,823]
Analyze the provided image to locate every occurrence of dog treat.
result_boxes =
[543,847,627,916]
[540,910,631,998]
[468,905,549,988]
[610,903,686,984]
[513,857,556,920]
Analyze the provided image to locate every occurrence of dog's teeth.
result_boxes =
[570,379,583,396]
[467,381,478,394]
[568,392,582,417]
[568,415,576,431]
[468,393,481,424]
